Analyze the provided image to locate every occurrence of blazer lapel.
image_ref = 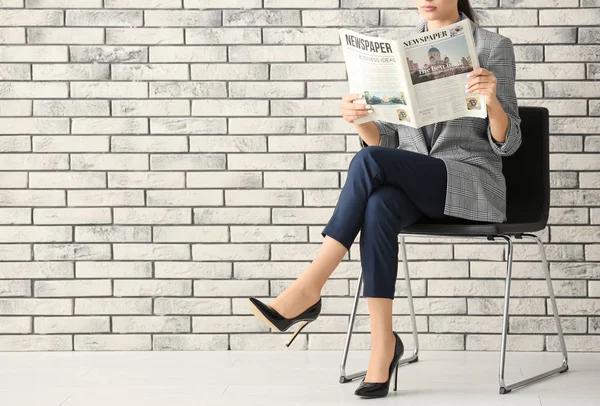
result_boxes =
[410,13,476,152]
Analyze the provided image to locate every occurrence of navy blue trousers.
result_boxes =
[321,146,448,299]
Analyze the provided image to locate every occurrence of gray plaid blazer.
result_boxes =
[359,12,522,223]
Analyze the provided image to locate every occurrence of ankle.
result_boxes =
[295,281,322,300]
[371,331,396,347]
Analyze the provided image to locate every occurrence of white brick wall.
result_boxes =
[0,1,598,352]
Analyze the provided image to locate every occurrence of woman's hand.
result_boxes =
[466,67,499,108]
[340,93,374,124]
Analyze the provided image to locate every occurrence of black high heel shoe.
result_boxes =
[354,331,404,398]
[248,296,322,347]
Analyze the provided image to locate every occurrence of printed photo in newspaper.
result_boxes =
[339,19,487,129]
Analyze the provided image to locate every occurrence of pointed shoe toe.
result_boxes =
[354,332,405,398]
[248,296,322,347]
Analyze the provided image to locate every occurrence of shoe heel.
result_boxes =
[394,363,399,391]
[286,320,310,347]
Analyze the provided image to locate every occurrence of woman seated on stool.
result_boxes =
[249,0,522,399]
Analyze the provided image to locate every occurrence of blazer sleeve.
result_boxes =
[358,120,399,148]
[485,36,522,157]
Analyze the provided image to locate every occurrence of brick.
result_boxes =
[67,190,144,207]
[194,208,270,224]
[106,28,183,44]
[72,154,148,170]
[76,261,151,278]
[268,135,346,152]
[191,100,267,117]
[34,208,111,224]
[467,335,543,351]
[113,316,190,333]
[34,100,109,116]
[547,335,600,351]
[74,335,151,351]
[106,0,181,7]
[0,45,67,62]
[150,46,226,62]
[75,298,151,315]
[545,46,600,62]
[0,28,25,44]
[0,335,72,351]
[154,334,227,350]
[224,10,300,26]
[113,243,190,260]
[0,99,30,116]
[150,154,225,170]
[0,226,71,243]
[0,173,27,188]
[498,27,576,44]
[30,172,106,189]
[153,298,230,315]
[35,316,109,334]
[34,244,111,260]
[75,226,151,242]
[0,317,31,333]
[0,10,62,26]
[0,136,29,152]
[0,298,71,315]
[193,316,268,333]
[192,244,269,261]
[65,10,143,27]
[113,280,191,296]
[225,190,302,206]
[150,82,227,98]
[191,64,268,80]
[0,245,31,261]
[71,82,147,98]
[147,190,222,206]
[153,226,228,242]
[0,280,31,297]
[111,66,188,81]
[112,136,188,152]
[186,27,261,44]
[303,10,378,27]
[28,28,103,44]
[230,45,305,62]
[34,280,111,297]
[0,208,30,224]
[154,262,231,279]
[540,9,600,26]
[150,118,226,134]
[27,0,102,6]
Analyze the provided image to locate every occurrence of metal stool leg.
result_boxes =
[400,236,420,363]
[339,236,419,384]
[497,234,569,394]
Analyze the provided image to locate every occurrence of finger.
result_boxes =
[471,67,488,76]
[345,109,371,119]
[467,86,492,95]
[345,109,371,120]
[342,93,361,102]
[345,102,371,110]
[349,93,364,102]
[468,68,490,78]
[468,76,493,87]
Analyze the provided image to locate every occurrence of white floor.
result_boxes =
[0,350,598,406]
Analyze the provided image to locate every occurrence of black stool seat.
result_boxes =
[400,217,545,237]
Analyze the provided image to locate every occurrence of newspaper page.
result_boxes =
[402,19,487,126]
[339,19,487,128]
[339,28,419,128]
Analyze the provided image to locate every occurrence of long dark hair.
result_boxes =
[458,0,477,25]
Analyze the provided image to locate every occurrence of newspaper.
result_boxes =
[340,19,487,128]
